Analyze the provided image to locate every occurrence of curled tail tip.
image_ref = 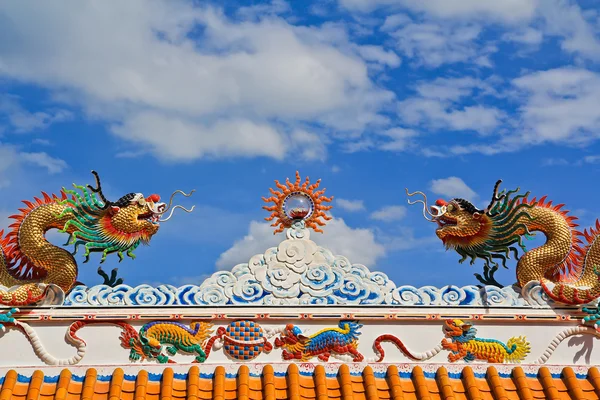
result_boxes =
[541,278,600,305]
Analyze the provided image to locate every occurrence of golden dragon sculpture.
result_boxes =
[407,180,600,305]
[0,171,194,306]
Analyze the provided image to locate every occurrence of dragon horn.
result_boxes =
[87,170,111,209]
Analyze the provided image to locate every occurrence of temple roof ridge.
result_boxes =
[62,222,575,308]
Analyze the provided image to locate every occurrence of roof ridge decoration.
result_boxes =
[2,171,600,309]
[63,173,593,308]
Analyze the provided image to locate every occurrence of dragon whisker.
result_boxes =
[406,189,435,222]
[159,189,196,214]
[158,205,196,222]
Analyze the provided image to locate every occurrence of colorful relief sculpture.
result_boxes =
[373,333,442,362]
[263,171,333,233]
[205,320,274,361]
[374,319,530,364]
[274,320,364,362]
[0,308,17,330]
[407,180,600,305]
[441,319,530,363]
[119,321,213,363]
[0,171,194,306]
[582,304,600,332]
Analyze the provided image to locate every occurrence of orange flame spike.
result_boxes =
[538,195,548,204]
[263,173,333,234]
[294,171,301,187]
[274,180,287,191]
[301,176,310,190]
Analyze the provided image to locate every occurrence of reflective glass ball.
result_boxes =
[284,193,313,220]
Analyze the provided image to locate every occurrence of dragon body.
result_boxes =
[0,171,193,306]
[441,319,530,363]
[408,180,600,305]
[274,321,364,362]
[120,321,213,363]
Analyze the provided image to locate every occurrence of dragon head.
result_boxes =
[444,319,476,340]
[274,323,307,348]
[406,181,535,287]
[60,171,195,263]
[428,197,491,248]
[104,192,165,240]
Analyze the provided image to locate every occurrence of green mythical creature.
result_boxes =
[0,171,194,305]
[118,320,214,363]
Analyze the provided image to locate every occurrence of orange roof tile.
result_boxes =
[0,364,598,400]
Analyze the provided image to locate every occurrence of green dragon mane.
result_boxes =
[56,183,141,264]
[455,185,535,287]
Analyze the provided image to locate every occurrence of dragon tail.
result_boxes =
[14,319,87,366]
[373,334,442,362]
[204,326,226,359]
[541,220,600,305]
[504,336,530,362]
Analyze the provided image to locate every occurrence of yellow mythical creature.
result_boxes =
[0,171,193,305]
[407,180,600,305]
[442,319,530,363]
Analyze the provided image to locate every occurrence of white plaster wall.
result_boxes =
[0,308,597,368]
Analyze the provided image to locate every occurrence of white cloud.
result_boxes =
[429,177,477,200]
[0,95,72,133]
[0,145,18,188]
[511,68,600,145]
[379,227,439,251]
[236,0,290,20]
[355,45,401,67]
[0,2,393,162]
[111,112,287,162]
[537,0,600,61]
[388,22,485,68]
[449,67,600,156]
[289,130,328,161]
[348,0,600,65]
[19,152,67,174]
[395,0,537,23]
[216,217,386,269]
[502,28,544,45]
[336,198,365,212]
[370,205,407,221]
[377,127,418,151]
[0,143,67,186]
[398,77,503,133]
[339,0,397,13]
[340,0,538,21]
[542,157,570,166]
[584,155,600,164]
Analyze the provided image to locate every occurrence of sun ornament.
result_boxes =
[262,171,333,234]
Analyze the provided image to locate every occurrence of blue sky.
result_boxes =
[1,0,600,289]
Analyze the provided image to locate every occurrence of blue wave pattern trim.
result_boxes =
[63,279,558,308]
[0,368,588,384]
[60,226,578,308]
